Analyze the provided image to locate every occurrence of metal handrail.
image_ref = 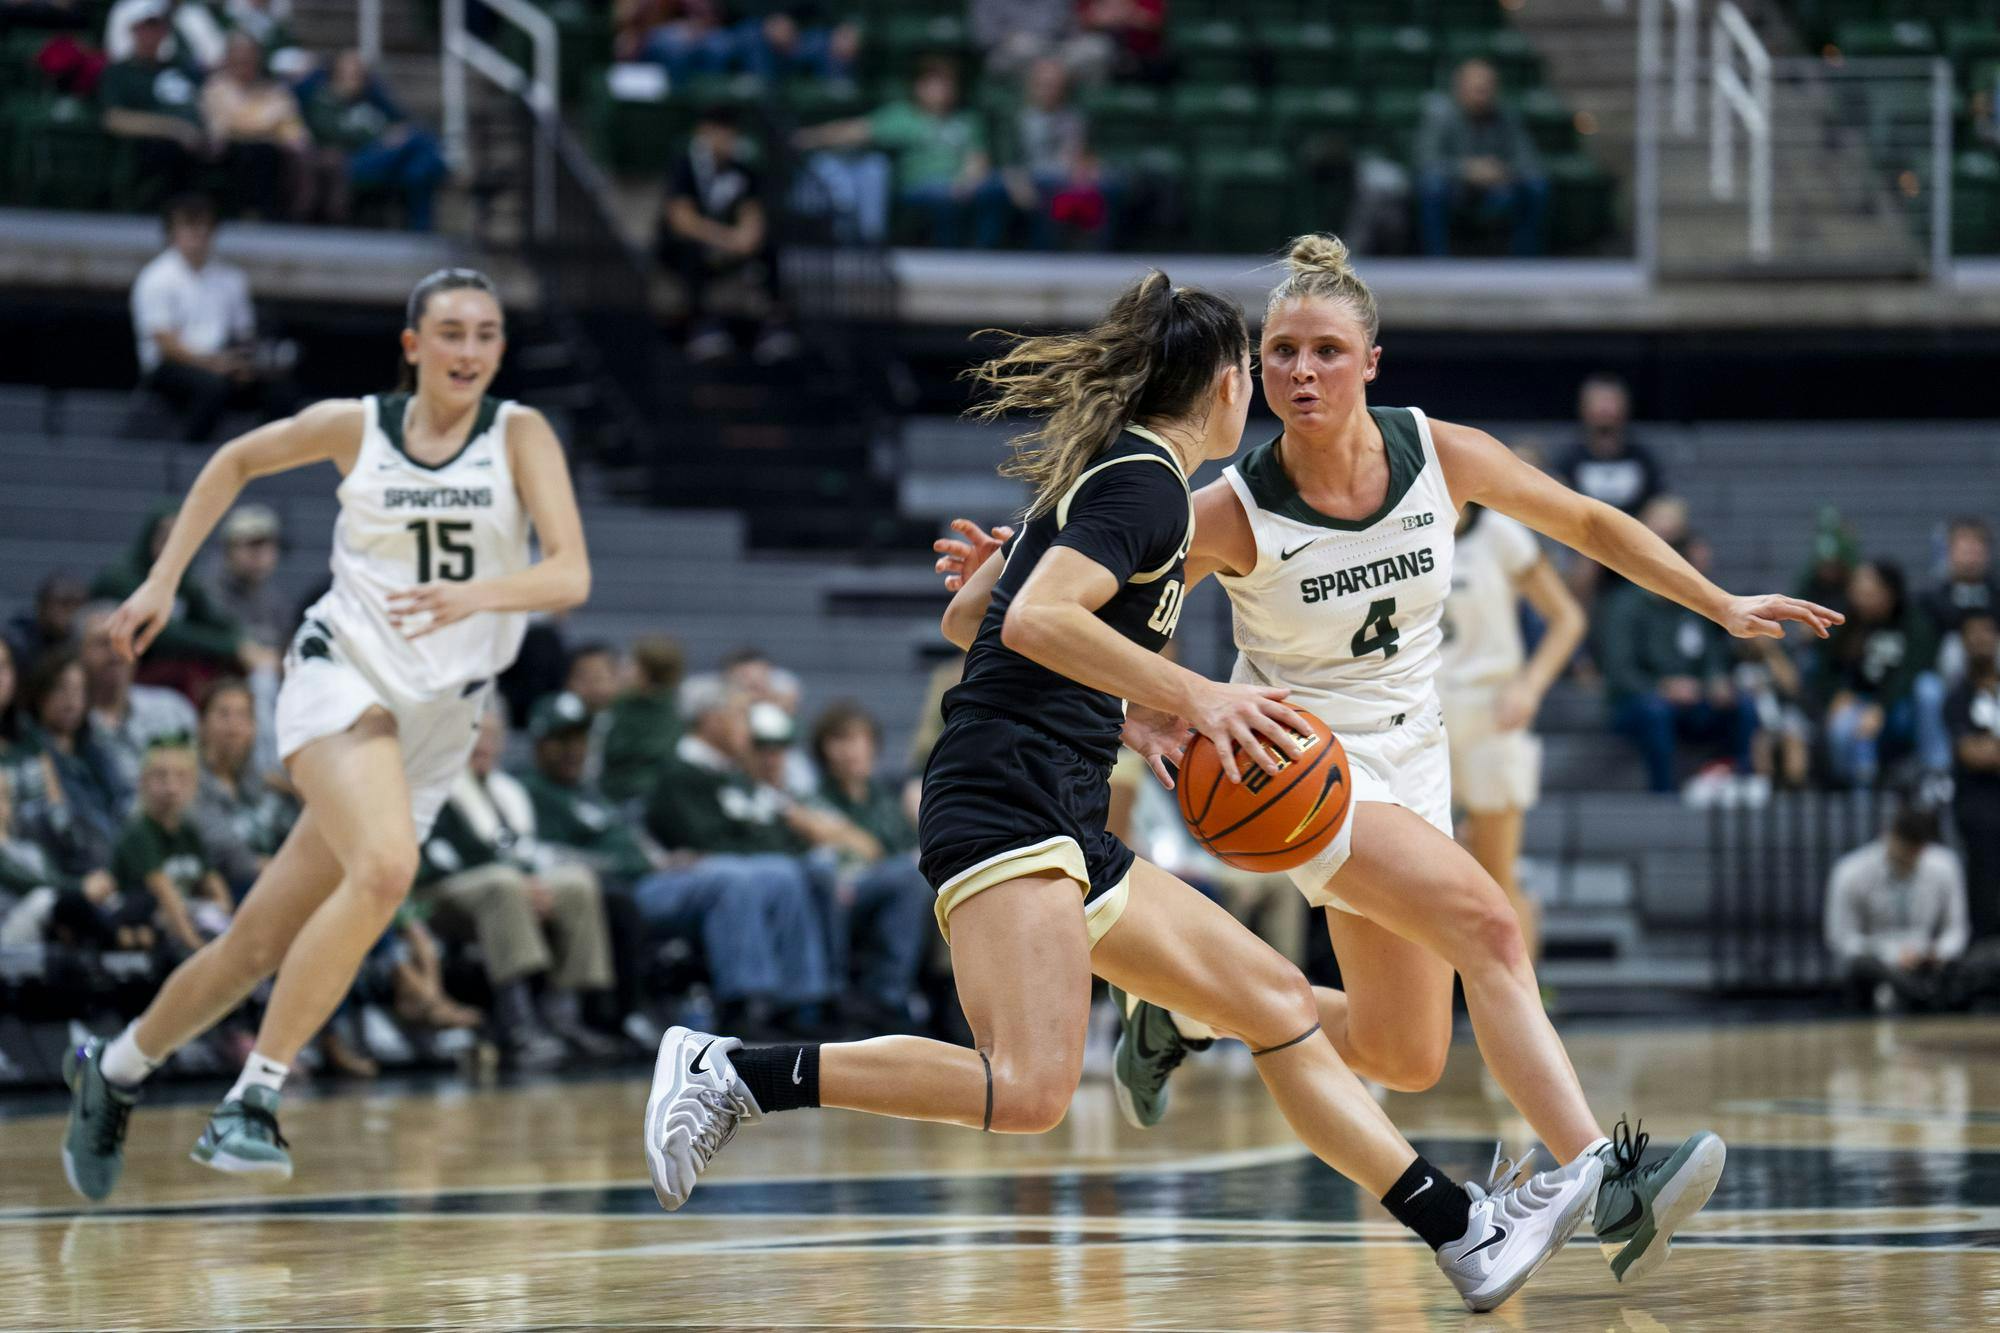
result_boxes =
[441,0,558,238]
[1710,1,1772,260]
[1665,0,1697,135]
[359,0,380,64]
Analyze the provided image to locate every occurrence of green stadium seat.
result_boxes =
[1191,146,1291,252]
[1543,152,1614,254]
[1272,86,1363,148]
[1173,20,1253,84]
[13,96,126,210]
[1945,23,2000,89]
[1256,21,1343,89]
[1081,83,1166,155]
[1352,25,1439,90]
[1516,86,1578,156]
[1440,28,1542,91]
[1171,83,1264,154]
[1340,0,1419,28]
[1365,87,1434,162]
[781,79,867,126]
[586,71,688,176]
[1832,19,1938,58]
[1430,0,1508,31]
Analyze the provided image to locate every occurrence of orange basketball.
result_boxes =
[1176,709,1350,871]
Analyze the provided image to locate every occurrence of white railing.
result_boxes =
[1666,0,1698,135]
[358,0,381,64]
[441,0,559,238]
[1931,55,1954,277]
[1710,1,1772,260]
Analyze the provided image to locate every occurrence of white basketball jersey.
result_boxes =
[1217,406,1456,730]
[1439,507,1543,694]
[306,393,531,699]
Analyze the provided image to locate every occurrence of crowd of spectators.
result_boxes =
[12,0,446,228]
[0,498,943,1077]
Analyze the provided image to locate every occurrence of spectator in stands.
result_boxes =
[17,651,130,874]
[130,194,299,442]
[1417,59,1547,258]
[720,646,797,712]
[74,601,200,796]
[1923,516,1999,683]
[641,677,832,1034]
[418,706,623,1065]
[99,4,207,200]
[212,503,285,651]
[4,572,87,676]
[221,0,300,70]
[801,700,932,1026]
[91,507,273,685]
[1597,542,1760,793]
[301,49,450,231]
[794,57,1009,248]
[0,767,120,950]
[1000,57,1112,251]
[105,0,226,72]
[635,0,733,82]
[971,0,1108,83]
[112,734,231,954]
[1825,804,1968,1012]
[612,0,669,63]
[1816,559,1948,788]
[189,676,293,894]
[1075,0,1166,83]
[1946,610,2000,942]
[498,612,571,730]
[202,31,344,221]
[735,6,858,83]
[1554,374,1662,518]
[656,105,798,364]
[601,633,685,804]
[1795,506,1859,624]
[564,640,621,780]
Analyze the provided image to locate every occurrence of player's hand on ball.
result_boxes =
[1122,703,1194,789]
[1188,683,1310,782]
[1720,593,1843,640]
[387,582,485,639]
[932,519,1013,592]
[107,578,177,661]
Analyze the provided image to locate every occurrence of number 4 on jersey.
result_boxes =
[1351,596,1399,659]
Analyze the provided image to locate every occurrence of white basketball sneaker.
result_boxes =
[1435,1146,1604,1313]
[644,1026,763,1211]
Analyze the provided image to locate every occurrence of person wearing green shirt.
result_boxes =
[1599,538,1759,792]
[793,56,1010,247]
[91,502,271,681]
[113,738,233,954]
[99,6,207,199]
[600,634,685,806]
[596,681,830,1036]
[300,49,449,231]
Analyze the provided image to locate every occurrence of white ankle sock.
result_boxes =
[226,1053,290,1103]
[1170,1012,1216,1042]
[100,1026,164,1089]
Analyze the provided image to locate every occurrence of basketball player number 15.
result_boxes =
[407,520,476,582]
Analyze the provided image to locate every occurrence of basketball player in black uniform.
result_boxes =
[642,272,1601,1313]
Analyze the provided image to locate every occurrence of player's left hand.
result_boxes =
[386,582,486,639]
[1494,677,1537,731]
[1122,703,1193,789]
[1718,593,1843,640]
[933,519,1013,592]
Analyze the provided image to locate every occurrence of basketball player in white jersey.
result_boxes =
[61,269,591,1195]
[934,234,1842,1287]
[1438,503,1587,963]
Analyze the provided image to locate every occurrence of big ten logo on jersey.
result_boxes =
[1402,511,1436,531]
[1147,578,1185,637]
[1240,726,1324,795]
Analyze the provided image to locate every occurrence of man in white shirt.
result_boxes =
[1824,804,1970,1011]
[105,0,227,71]
[130,194,292,441]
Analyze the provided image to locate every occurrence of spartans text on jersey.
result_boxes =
[384,487,496,511]
[1300,547,1438,604]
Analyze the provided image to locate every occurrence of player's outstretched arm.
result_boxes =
[389,407,592,639]
[1431,418,1843,642]
[108,399,365,661]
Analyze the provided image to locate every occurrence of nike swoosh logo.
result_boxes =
[1599,1195,1644,1235]
[1403,1175,1433,1204]
[1466,1223,1508,1257]
[689,1039,717,1076]
[1284,765,1345,844]
[1279,539,1322,561]
[791,1050,803,1085]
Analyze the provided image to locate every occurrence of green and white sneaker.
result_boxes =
[62,1037,139,1201]
[190,1085,293,1179]
[1107,985,1211,1130]
[1591,1118,1727,1285]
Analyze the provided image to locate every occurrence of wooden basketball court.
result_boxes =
[4,1015,1997,1329]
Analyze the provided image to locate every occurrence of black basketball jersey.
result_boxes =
[943,427,1195,768]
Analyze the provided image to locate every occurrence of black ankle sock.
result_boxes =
[729,1043,821,1114]
[1382,1155,1474,1252]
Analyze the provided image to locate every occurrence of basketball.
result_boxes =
[1176,709,1349,871]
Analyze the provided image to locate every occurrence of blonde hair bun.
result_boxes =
[1283,233,1354,279]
